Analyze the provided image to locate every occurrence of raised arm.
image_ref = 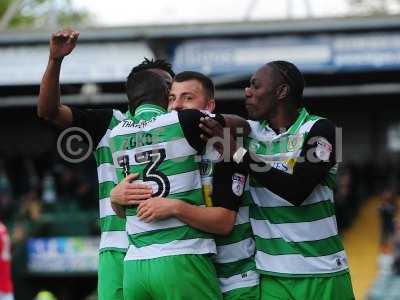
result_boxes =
[37,29,79,128]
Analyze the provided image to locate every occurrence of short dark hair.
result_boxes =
[130,58,175,78]
[126,70,168,111]
[267,61,305,102]
[174,71,215,100]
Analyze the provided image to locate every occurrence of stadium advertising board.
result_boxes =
[173,32,400,75]
[0,42,153,86]
[27,237,100,273]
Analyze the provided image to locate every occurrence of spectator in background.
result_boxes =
[379,188,398,253]
[53,164,95,210]
[0,162,13,224]
[0,220,14,300]
[11,191,47,300]
[12,191,47,239]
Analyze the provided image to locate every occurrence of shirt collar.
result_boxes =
[132,104,167,121]
[261,107,309,137]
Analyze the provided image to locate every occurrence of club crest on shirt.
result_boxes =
[287,134,304,152]
[232,173,246,196]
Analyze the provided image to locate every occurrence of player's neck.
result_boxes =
[267,104,298,134]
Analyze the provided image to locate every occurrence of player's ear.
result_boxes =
[276,84,289,100]
[206,99,216,113]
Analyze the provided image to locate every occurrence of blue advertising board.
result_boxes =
[172,32,400,75]
[27,237,100,273]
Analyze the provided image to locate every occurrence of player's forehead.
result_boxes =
[171,79,204,95]
[253,65,273,80]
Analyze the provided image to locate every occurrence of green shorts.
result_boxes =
[123,254,223,300]
[98,250,125,300]
[260,272,355,300]
[223,285,260,300]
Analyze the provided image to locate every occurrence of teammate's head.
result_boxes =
[245,60,304,121]
[168,71,215,112]
[130,58,175,89]
[126,70,169,112]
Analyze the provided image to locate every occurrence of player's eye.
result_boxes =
[249,79,258,89]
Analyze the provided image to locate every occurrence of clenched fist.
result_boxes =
[49,29,79,61]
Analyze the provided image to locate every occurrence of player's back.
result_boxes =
[109,108,216,260]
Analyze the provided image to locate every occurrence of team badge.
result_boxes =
[232,173,246,196]
[315,137,332,161]
[287,134,304,152]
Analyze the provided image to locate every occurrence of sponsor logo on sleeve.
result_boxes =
[315,137,332,161]
[232,173,246,196]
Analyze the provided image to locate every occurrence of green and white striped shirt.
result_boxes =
[95,109,129,252]
[247,108,348,277]
[109,104,216,260]
[200,153,259,293]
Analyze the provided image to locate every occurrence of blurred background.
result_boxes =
[1,0,400,299]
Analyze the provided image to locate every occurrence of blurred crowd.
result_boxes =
[0,155,99,299]
[0,156,98,222]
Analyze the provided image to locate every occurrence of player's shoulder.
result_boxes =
[247,120,260,132]
[110,111,179,138]
[145,110,182,130]
[307,117,336,135]
[247,120,274,141]
[177,109,207,119]
[176,109,210,129]
[155,110,179,123]
[112,109,126,122]
[107,109,128,129]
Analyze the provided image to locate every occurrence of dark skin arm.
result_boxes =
[200,118,336,206]
[221,114,251,136]
[37,29,79,127]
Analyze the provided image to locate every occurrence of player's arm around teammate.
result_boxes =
[111,71,260,300]
[199,61,355,300]
[110,71,246,235]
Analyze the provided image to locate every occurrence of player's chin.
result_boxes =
[245,105,257,119]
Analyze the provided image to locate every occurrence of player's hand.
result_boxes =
[49,29,80,60]
[137,197,177,222]
[199,117,237,157]
[110,173,152,206]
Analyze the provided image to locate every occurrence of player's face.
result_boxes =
[244,65,279,121]
[149,69,173,91]
[168,80,215,112]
